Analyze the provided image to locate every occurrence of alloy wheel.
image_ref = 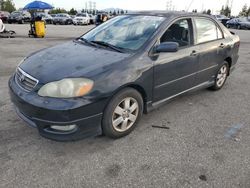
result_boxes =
[112,97,139,132]
[216,65,228,87]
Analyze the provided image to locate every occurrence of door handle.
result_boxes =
[190,50,198,56]
[219,43,225,48]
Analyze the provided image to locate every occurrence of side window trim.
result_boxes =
[159,17,194,49]
[193,17,225,45]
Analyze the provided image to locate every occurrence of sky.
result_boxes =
[14,0,249,15]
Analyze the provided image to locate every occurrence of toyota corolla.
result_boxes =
[9,11,240,141]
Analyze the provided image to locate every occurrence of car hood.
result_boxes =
[20,41,132,84]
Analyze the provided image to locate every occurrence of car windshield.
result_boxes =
[11,11,21,16]
[77,14,86,17]
[81,15,165,51]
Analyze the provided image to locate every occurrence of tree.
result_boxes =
[220,5,231,16]
[121,9,124,14]
[224,6,231,16]
[239,4,248,16]
[1,0,16,12]
[49,8,67,14]
[0,0,4,10]
[220,6,224,15]
[69,8,77,15]
[112,10,116,16]
[206,9,211,15]
[117,10,120,14]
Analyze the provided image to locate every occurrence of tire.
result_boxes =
[226,24,230,28]
[209,62,229,91]
[237,25,241,30]
[18,20,24,24]
[102,88,143,138]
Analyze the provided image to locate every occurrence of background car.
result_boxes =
[89,14,96,24]
[237,17,250,29]
[213,15,230,26]
[95,13,109,25]
[53,13,73,25]
[226,17,250,29]
[36,12,53,24]
[73,13,90,25]
[226,18,240,28]
[8,11,31,24]
[0,11,10,23]
[50,14,57,18]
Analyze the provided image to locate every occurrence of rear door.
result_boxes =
[153,18,199,102]
[193,17,226,84]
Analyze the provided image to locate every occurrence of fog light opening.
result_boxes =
[51,124,77,131]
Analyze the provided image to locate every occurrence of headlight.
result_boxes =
[38,78,94,98]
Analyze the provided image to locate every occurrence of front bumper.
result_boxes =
[73,20,88,24]
[9,75,108,141]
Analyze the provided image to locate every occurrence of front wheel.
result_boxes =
[209,63,229,90]
[102,88,143,138]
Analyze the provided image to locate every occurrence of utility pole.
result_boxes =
[186,0,194,12]
[230,0,233,10]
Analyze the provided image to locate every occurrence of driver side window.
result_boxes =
[161,19,191,47]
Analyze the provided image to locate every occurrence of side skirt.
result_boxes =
[146,81,214,113]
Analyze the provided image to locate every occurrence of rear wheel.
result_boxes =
[102,88,143,138]
[209,62,229,90]
[237,25,241,29]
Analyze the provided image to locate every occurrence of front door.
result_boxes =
[153,18,199,102]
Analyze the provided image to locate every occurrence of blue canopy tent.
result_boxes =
[23,1,54,10]
[23,1,54,37]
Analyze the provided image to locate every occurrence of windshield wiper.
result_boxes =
[90,41,125,53]
[75,37,97,47]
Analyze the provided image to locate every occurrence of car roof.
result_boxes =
[127,11,212,19]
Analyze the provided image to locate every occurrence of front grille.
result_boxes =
[15,68,38,92]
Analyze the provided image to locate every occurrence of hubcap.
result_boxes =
[112,97,139,132]
[216,65,227,87]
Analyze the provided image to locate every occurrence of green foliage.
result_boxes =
[69,8,77,15]
[0,0,16,12]
[220,5,231,16]
[49,8,67,14]
[206,9,211,15]
[239,4,250,17]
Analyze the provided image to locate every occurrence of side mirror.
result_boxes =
[155,42,179,53]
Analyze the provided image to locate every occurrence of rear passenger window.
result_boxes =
[194,18,222,44]
[161,19,191,47]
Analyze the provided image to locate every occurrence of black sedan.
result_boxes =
[9,11,240,141]
[52,13,73,25]
[226,17,250,29]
